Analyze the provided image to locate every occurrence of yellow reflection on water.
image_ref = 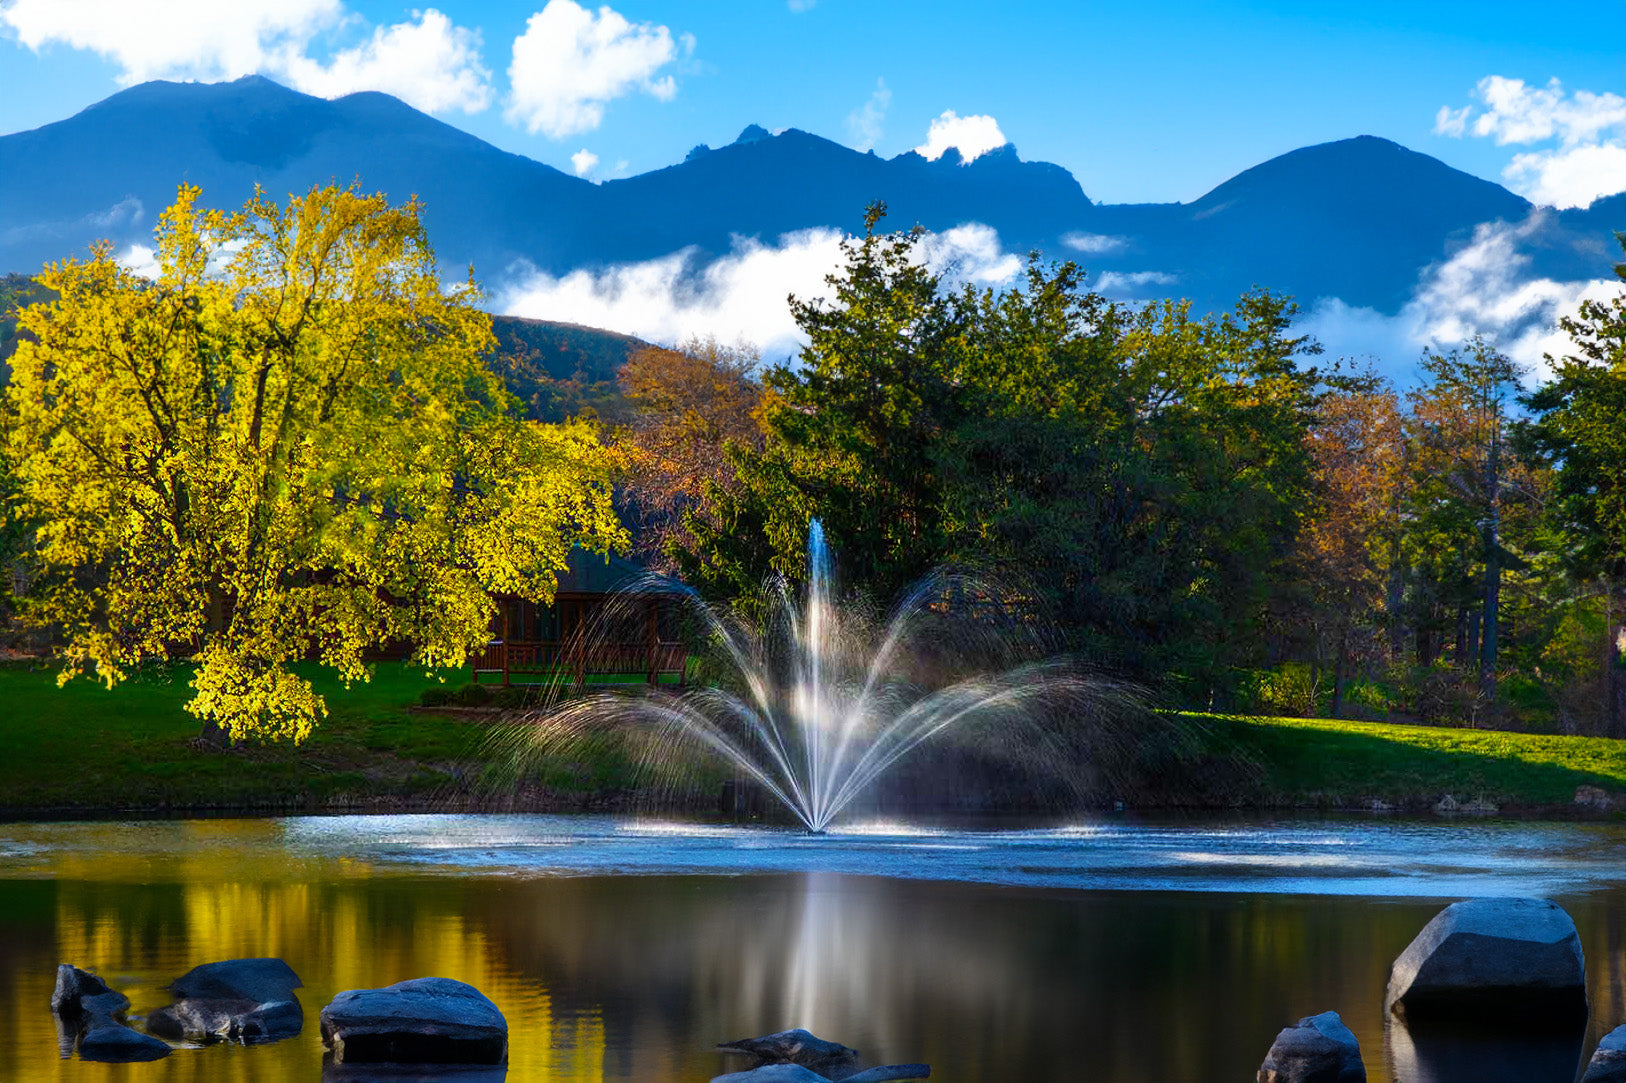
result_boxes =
[2,867,611,1083]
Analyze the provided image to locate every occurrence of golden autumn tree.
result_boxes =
[616,336,762,565]
[2,185,625,742]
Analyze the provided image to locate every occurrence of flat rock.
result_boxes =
[323,1064,509,1082]
[1257,1011,1365,1082]
[718,1029,858,1073]
[843,1066,931,1082]
[146,957,304,1043]
[1584,1023,1626,1083]
[713,1066,833,1083]
[169,957,302,1003]
[1385,897,1587,1022]
[78,1021,171,1062]
[321,977,507,1065]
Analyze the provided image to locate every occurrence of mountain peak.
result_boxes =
[734,124,772,146]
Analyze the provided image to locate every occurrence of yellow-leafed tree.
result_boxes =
[2,184,625,742]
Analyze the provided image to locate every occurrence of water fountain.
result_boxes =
[503,521,1149,833]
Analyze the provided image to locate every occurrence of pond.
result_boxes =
[4,814,1626,1082]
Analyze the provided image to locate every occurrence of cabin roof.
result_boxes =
[554,548,669,595]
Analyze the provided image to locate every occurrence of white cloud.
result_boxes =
[787,0,816,10]
[1435,75,1626,209]
[845,78,890,152]
[274,9,491,114]
[1061,232,1127,255]
[504,0,688,139]
[1503,143,1626,211]
[1302,215,1618,383]
[915,110,1007,164]
[1095,270,1177,298]
[0,0,341,82]
[0,0,493,115]
[570,148,599,177]
[493,223,1024,360]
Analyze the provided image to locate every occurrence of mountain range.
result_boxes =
[2,75,1622,342]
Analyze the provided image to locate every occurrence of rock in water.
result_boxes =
[718,1029,859,1075]
[146,957,304,1043]
[78,1022,172,1062]
[1256,1011,1365,1083]
[1585,1024,1626,1083]
[320,977,508,1065]
[713,1067,835,1083]
[50,964,170,1062]
[1385,897,1587,1022]
[843,1067,931,1082]
[51,965,128,1016]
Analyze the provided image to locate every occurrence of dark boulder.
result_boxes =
[843,1067,930,1082]
[50,963,171,1063]
[1584,1024,1626,1083]
[320,977,508,1065]
[713,1067,833,1083]
[146,957,303,1043]
[711,1064,930,1083]
[50,965,128,1017]
[1256,1011,1365,1083]
[1385,897,1587,1022]
[79,1021,173,1062]
[718,1029,859,1075]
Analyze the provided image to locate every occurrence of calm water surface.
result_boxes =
[3,814,1626,1082]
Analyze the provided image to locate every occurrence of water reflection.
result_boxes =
[1387,1015,1585,1083]
[2,819,1626,1081]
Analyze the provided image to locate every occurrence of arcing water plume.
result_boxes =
[493,522,1165,832]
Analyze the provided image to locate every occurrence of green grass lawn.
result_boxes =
[3,657,1625,816]
[0,660,522,813]
[1190,711,1626,809]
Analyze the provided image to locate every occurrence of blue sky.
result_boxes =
[3,0,1624,205]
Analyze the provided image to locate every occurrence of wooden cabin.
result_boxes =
[469,550,686,686]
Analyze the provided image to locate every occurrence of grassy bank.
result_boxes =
[1193,711,1626,811]
[2,659,1626,817]
[0,660,645,816]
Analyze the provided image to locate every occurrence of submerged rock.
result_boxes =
[843,1067,930,1082]
[147,957,304,1043]
[50,963,170,1062]
[1385,897,1587,1022]
[320,977,507,1065]
[717,1029,858,1075]
[78,1022,172,1062]
[1256,1011,1364,1082]
[714,1067,834,1083]
[1584,1024,1626,1083]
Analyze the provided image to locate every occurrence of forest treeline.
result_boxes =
[3,200,1626,738]
[610,209,1626,735]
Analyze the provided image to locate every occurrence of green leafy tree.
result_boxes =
[2,184,625,741]
[679,205,967,603]
[1521,234,1626,733]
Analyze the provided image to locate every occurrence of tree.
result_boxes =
[617,336,762,566]
[1407,339,1522,693]
[1298,370,1405,715]
[678,205,967,603]
[1,185,625,742]
[1521,233,1626,733]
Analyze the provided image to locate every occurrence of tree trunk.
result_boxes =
[1610,582,1625,739]
[1480,431,1501,696]
[1330,620,1348,719]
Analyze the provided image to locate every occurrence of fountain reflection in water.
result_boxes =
[504,521,1150,833]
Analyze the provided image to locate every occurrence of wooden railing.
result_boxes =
[471,640,686,686]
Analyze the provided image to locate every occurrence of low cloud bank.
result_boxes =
[493,223,1028,361]
[1303,215,1618,384]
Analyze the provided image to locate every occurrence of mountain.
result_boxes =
[2,76,1622,324]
